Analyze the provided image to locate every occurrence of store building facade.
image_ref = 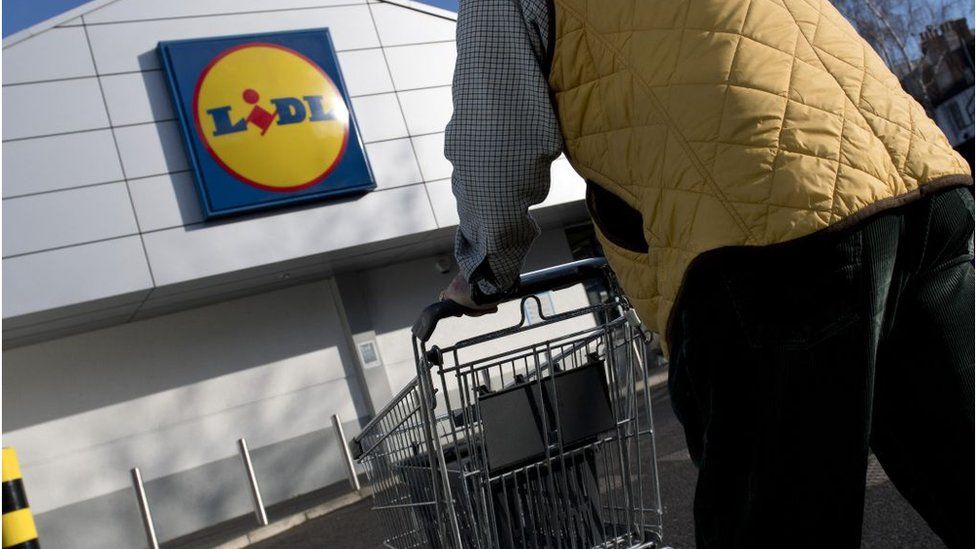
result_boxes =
[1,1,597,546]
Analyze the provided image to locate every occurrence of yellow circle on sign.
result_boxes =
[194,43,349,191]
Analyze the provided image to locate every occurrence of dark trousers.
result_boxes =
[668,186,975,548]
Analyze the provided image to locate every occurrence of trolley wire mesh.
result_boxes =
[354,293,664,549]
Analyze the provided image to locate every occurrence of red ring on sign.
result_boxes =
[192,42,350,193]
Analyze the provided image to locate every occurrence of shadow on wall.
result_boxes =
[141,68,179,127]
[31,417,362,548]
[1,281,349,431]
[365,230,585,345]
[360,229,594,397]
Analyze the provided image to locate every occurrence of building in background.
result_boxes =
[1,1,602,546]
[901,18,975,168]
[923,19,975,167]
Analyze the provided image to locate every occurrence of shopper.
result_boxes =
[439,1,975,547]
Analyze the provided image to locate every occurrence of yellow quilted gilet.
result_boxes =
[549,0,972,347]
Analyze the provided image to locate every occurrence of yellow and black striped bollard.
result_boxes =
[2,448,39,549]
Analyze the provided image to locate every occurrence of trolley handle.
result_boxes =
[412,257,610,342]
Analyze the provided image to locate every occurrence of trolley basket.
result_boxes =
[351,258,666,549]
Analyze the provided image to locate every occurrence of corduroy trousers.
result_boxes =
[668,186,975,548]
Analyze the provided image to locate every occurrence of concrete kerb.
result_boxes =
[212,488,371,549]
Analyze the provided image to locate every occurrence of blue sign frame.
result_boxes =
[158,29,375,219]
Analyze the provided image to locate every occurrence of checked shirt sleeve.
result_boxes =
[446,0,563,296]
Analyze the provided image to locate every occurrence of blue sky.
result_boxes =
[3,0,88,36]
[2,0,460,37]
[4,0,967,39]
[410,0,458,11]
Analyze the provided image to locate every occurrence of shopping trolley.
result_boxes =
[350,258,668,548]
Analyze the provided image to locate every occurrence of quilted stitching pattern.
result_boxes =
[550,0,971,342]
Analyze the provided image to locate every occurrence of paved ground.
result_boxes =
[255,381,945,548]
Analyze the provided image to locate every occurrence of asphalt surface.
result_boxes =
[254,381,946,549]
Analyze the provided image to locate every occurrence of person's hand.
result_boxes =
[439,273,499,316]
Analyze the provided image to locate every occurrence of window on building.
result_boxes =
[521,291,556,326]
[948,101,968,131]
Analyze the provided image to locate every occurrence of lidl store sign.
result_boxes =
[159,29,374,219]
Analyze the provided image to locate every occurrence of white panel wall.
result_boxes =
[383,41,457,90]
[398,86,453,135]
[2,131,124,198]
[2,183,139,256]
[370,2,457,46]
[112,121,189,179]
[127,172,203,232]
[2,0,585,341]
[84,6,380,74]
[350,93,409,142]
[99,71,174,126]
[2,27,95,84]
[2,79,109,139]
[141,184,438,286]
[365,138,425,190]
[2,236,152,318]
[336,48,396,95]
[426,178,461,227]
[83,0,367,23]
[412,132,452,180]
